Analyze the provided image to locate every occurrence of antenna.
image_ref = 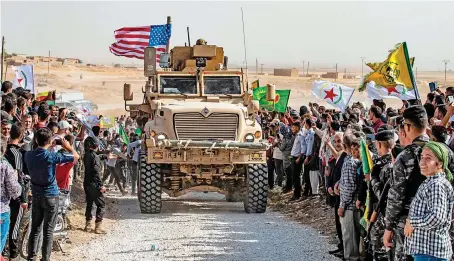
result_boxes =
[241,7,249,87]
[187,27,191,47]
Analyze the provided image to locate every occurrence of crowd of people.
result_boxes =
[260,87,454,261]
[0,81,140,261]
[4,76,454,261]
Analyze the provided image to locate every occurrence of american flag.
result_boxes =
[109,24,172,62]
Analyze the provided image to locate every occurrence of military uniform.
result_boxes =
[369,154,392,252]
[385,134,429,261]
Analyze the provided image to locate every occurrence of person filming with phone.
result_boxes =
[24,127,79,261]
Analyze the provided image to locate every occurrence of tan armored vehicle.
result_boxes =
[123,38,273,214]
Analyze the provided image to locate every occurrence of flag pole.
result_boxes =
[166,16,172,52]
[1,36,5,83]
[403,42,421,103]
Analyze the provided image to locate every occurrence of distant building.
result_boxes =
[274,68,299,77]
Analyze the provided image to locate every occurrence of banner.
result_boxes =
[36,90,56,102]
[360,42,415,91]
[366,81,416,101]
[311,81,355,112]
[252,86,291,113]
[100,116,115,129]
[12,65,35,93]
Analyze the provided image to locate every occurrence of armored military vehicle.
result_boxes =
[123,36,274,214]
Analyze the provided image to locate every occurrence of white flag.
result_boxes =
[12,65,35,93]
[311,81,355,112]
[366,81,416,101]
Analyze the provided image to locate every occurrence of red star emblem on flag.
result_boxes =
[324,88,338,102]
[387,86,399,95]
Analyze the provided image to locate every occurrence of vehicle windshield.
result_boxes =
[160,76,197,94]
[204,76,241,95]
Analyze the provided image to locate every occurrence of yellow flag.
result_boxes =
[100,116,115,128]
[366,57,415,71]
[360,42,415,91]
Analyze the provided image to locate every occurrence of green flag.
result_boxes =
[252,86,291,113]
[135,128,142,136]
[119,124,129,145]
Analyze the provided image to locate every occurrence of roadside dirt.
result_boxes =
[268,188,338,245]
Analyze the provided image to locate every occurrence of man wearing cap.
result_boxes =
[50,120,72,153]
[369,129,395,259]
[383,105,430,261]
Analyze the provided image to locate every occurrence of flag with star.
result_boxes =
[12,64,35,93]
[365,81,416,100]
[252,86,291,113]
[109,24,172,62]
[360,42,416,92]
[312,81,355,112]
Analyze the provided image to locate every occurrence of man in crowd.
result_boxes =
[127,136,142,196]
[2,123,29,259]
[383,105,429,261]
[369,105,385,133]
[289,121,304,201]
[338,134,362,261]
[25,128,79,261]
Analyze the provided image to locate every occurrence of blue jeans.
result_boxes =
[0,212,10,252]
[413,254,448,261]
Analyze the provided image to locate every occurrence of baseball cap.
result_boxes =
[58,120,72,130]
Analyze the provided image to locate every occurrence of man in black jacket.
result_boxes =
[83,136,107,234]
[2,123,29,259]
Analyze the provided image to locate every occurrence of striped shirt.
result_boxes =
[406,173,454,259]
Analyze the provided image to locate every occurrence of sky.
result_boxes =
[1,1,454,71]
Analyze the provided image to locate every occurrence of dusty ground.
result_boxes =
[52,192,339,261]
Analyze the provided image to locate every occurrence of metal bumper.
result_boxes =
[146,139,269,164]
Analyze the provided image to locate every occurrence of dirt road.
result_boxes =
[58,192,338,261]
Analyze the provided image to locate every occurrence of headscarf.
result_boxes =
[423,141,453,181]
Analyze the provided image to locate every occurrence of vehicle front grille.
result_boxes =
[174,112,239,141]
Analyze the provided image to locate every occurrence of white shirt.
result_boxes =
[127,140,143,162]
[272,135,284,160]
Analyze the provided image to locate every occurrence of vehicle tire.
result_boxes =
[138,152,162,214]
[243,164,269,213]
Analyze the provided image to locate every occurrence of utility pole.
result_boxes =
[307,61,310,76]
[302,60,305,77]
[256,58,258,75]
[1,37,5,82]
[260,63,264,74]
[48,50,50,74]
[443,60,450,85]
[335,63,338,81]
[360,57,366,78]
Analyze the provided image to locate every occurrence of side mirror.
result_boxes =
[159,53,170,68]
[124,83,133,101]
[247,100,260,114]
[266,84,276,101]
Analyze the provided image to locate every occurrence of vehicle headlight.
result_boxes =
[245,134,254,142]
[254,131,262,139]
[150,130,157,138]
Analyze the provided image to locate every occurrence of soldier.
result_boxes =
[368,129,395,260]
[195,38,207,45]
[383,105,429,261]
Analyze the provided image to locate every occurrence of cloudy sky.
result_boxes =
[1,1,453,71]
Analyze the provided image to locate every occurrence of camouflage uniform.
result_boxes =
[385,135,429,261]
[369,154,392,251]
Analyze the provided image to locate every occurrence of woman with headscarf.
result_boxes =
[404,141,454,261]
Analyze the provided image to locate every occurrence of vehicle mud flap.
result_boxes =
[139,152,162,214]
[244,164,269,213]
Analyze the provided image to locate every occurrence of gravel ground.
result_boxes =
[60,192,339,261]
